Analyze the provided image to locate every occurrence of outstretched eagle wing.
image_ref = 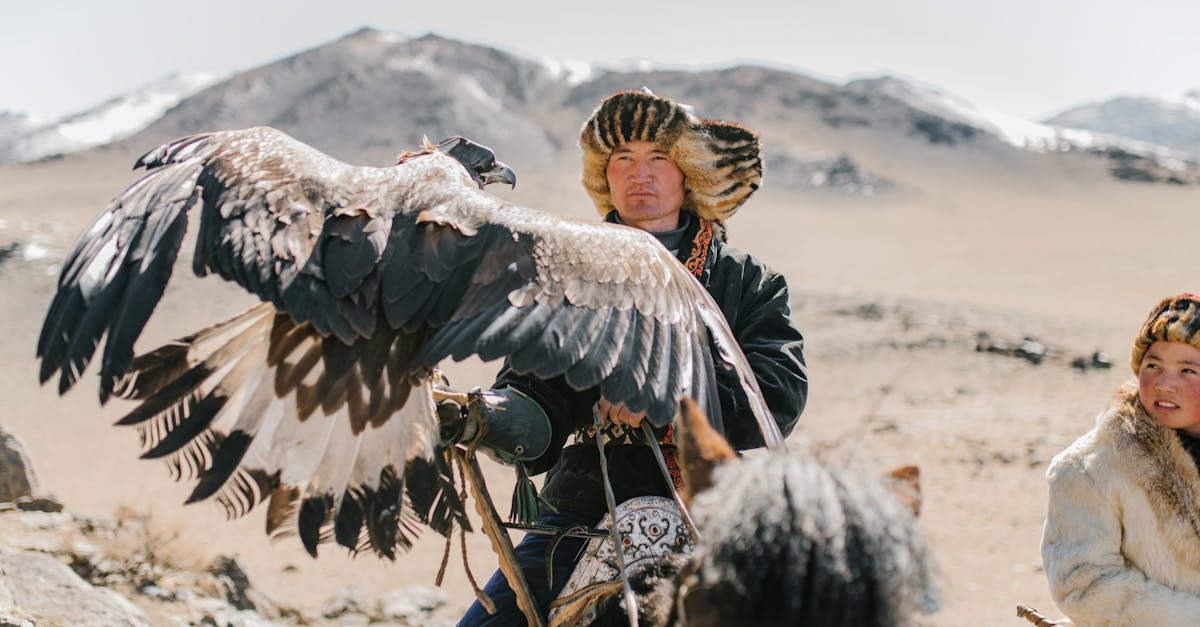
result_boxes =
[36,126,780,558]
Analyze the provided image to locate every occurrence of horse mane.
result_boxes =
[678,453,937,626]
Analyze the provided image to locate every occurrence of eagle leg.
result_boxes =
[432,388,472,406]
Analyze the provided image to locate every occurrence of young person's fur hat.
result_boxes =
[579,89,763,221]
[1131,293,1200,372]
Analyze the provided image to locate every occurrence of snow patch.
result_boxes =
[456,76,502,111]
[374,30,408,45]
[55,72,222,144]
[1,72,225,162]
[538,57,594,85]
[612,58,655,73]
[385,53,436,74]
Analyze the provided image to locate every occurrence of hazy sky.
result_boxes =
[4,0,1198,121]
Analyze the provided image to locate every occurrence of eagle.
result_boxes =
[35,127,781,559]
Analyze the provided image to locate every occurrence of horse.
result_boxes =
[549,399,938,627]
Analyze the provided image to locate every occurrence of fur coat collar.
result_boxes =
[1105,381,1200,566]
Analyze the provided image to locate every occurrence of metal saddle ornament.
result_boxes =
[549,496,694,627]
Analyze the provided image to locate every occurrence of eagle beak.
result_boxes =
[481,161,517,189]
[434,136,518,190]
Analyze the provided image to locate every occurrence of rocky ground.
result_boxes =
[0,498,453,626]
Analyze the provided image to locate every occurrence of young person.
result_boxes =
[1042,293,1200,625]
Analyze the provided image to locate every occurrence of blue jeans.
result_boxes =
[458,509,598,626]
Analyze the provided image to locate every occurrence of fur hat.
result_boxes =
[1130,293,1200,372]
[579,89,763,221]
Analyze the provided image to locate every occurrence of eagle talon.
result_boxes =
[436,387,494,451]
[432,387,472,406]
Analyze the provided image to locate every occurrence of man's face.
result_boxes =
[605,140,685,232]
[1138,340,1200,436]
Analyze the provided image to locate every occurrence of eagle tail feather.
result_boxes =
[113,303,276,403]
[405,453,469,537]
[298,495,333,557]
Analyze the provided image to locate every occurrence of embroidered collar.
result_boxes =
[604,210,713,281]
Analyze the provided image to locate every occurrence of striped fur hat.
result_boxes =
[1131,293,1200,372]
[579,89,763,221]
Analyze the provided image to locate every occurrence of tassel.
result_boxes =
[509,461,540,525]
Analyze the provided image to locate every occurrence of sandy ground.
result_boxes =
[2,146,1199,625]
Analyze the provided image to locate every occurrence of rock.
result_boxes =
[320,583,447,624]
[379,585,446,620]
[975,333,1051,366]
[209,555,279,617]
[1071,351,1114,372]
[0,607,37,627]
[765,152,892,195]
[13,495,63,512]
[0,242,18,267]
[1014,338,1047,365]
[0,428,38,502]
[910,113,980,146]
[191,602,280,627]
[323,584,369,618]
[0,546,150,626]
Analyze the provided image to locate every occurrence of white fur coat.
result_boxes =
[1042,381,1200,625]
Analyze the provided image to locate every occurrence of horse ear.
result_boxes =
[675,398,737,506]
[884,465,922,517]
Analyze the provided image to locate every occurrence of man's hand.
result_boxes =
[598,397,648,428]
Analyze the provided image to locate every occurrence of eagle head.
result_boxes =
[432,136,517,190]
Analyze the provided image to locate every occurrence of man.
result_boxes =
[453,89,808,625]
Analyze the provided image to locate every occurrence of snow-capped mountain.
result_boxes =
[0,72,225,163]
[1043,91,1200,159]
[847,75,1198,183]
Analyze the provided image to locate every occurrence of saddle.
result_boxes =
[549,496,694,627]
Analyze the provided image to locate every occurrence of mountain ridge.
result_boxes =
[5,27,1197,189]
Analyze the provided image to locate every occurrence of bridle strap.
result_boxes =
[594,405,641,627]
[641,422,701,542]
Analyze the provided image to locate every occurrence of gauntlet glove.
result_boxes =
[437,387,551,465]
